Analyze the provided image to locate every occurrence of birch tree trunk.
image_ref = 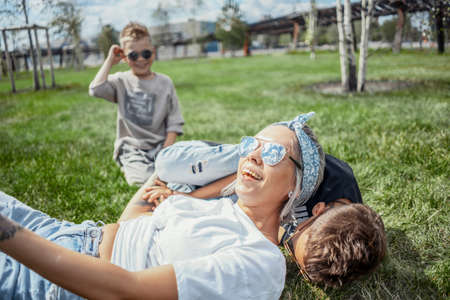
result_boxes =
[357,0,374,92]
[393,7,405,53]
[344,0,356,91]
[73,34,84,71]
[336,0,348,91]
[309,0,317,60]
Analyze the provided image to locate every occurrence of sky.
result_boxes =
[1,0,340,42]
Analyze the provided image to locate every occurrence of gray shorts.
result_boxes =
[117,143,162,186]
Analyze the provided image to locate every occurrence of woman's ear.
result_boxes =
[312,202,326,216]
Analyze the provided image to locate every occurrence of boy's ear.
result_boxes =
[312,202,326,216]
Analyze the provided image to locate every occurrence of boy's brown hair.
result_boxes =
[303,204,387,287]
[120,22,151,46]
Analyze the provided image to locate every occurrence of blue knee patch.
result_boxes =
[212,145,223,153]
[191,160,207,174]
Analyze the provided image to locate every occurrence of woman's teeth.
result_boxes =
[242,169,262,180]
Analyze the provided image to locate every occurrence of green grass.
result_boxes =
[1,50,449,299]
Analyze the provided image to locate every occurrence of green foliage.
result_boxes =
[374,16,422,43]
[97,25,119,58]
[0,51,449,299]
[152,1,173,46]
[50,1,84,70]
[278,33,292,47]
[215,0,247,52]
[50,1,82,41]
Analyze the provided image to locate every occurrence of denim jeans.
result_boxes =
[0,191,103,300]
[155,141,240,199]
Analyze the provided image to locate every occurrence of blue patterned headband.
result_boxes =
[274,112,321,206]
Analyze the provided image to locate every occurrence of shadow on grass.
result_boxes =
[0,83,84,96]
[285,78,450,98]
[281,228,442,300]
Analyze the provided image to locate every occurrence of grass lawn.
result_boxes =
[0,50,449,299]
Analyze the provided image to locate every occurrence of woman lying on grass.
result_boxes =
[144,113,385,286]
[0,113,386,299]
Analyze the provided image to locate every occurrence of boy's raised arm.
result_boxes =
[89,45,123,89]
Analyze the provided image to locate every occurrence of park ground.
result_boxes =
[0,50,449,299]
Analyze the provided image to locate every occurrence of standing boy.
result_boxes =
[89,22,184,186]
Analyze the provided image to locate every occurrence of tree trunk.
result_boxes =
[59,50,64,68]
[45,28,56,88]
[24,53,29,71]
[357,0,374,92]
[22,0,40,90]
[26,28,40,89]
[351,20,358,52]
[291,22,299,50]
[0,45,3,80]
[33,26,47,88]
[309,0,317,59]
[12,52,18,73]
[435,1,445,54]
[2,30,16,93]
[344,0,357,91]
[244,31,251,56]
[74,35,84,71]
[393,7,405,53]
[336,0,348,91]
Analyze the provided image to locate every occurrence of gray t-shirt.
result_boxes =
[89,71,184,159]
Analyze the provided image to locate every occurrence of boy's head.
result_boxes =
[120,22,154,77]
[289,203,386,287]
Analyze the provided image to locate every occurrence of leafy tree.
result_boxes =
[97,25,119,58]
[215,0,247,55]
[378,16,421,43]
[176,0,204,57]
[152,2,173,46]
[378,18,397,42]
[50,1,84,70]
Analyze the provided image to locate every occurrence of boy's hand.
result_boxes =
[107,45,125,65]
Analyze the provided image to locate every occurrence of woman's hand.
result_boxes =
[142,179,178,209]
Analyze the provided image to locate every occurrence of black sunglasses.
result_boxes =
[127,49,153,61]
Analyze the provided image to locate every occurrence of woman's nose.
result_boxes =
[247,146,263,165]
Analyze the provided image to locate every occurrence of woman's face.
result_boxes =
[235,125,298,211]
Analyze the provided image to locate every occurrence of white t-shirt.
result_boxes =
[111,195,286,300]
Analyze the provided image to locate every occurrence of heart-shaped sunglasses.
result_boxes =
[239,136,302,169]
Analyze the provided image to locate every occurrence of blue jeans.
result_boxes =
[0,191,103,300]
[155,141,240,198]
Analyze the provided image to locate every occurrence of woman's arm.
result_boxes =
[118,174,159,222]
[0,214,177,300]
[142,173,237,204]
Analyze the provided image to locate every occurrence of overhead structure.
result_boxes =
[246,0,447,54]
[1,24,56,93]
